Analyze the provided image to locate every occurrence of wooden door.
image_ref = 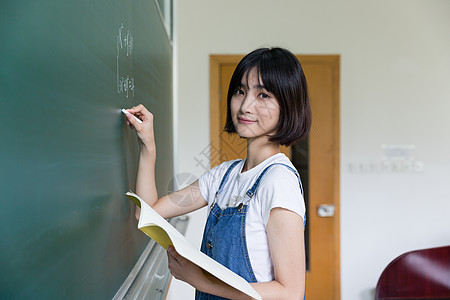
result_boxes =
[209,54,340,299]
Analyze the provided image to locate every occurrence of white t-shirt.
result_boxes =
[198,153,305,282]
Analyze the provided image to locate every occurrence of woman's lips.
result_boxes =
[238,117,256,124]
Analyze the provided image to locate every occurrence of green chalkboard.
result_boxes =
[0,1,173,298]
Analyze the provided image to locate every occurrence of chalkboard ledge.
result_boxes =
[113,216,189,300]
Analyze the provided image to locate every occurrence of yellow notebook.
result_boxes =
[126,191,262,300]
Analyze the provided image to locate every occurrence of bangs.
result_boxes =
[228,55,278,95]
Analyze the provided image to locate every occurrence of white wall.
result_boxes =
[168,1,450,299]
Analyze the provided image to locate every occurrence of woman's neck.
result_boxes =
[242,137,280,172]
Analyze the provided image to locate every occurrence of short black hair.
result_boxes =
[224,47,311,146]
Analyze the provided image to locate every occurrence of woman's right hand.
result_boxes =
[124,104,156,152]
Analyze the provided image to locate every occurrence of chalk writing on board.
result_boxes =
[117,23,135,98]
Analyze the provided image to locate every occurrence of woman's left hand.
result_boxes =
[167,246,206,287]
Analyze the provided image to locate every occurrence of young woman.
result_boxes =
[125,47,311,300]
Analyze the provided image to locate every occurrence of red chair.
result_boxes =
[375,245,450,299]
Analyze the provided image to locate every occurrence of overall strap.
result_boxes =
[213,160,242,200]
[245,163,304,199]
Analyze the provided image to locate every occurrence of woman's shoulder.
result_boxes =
[258,155,300,186]
[264,153,298,175]
[254,155,305,224]
[200,158,243,181]
[212,158,243,173]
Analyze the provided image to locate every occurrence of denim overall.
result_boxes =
[195,160,304,300]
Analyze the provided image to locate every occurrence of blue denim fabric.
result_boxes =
[195,161,305,300]
[195,203,256,300]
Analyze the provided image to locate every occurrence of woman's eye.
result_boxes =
[235,88,244,95]
[259,93,270,99]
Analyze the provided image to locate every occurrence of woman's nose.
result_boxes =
[239,94,255,113]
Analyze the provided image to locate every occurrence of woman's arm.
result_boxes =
[154,180,207,219]
[252,207,306,299]
[167,207,305,299]
[125,105,207,220]
[125,104,157,216]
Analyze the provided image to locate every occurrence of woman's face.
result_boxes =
[230,68,280,142]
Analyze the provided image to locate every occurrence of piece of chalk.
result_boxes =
[122,109,143,123]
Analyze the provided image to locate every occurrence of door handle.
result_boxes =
[317,204,335,217]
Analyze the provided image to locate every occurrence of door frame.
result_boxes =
[209,54,340,299]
